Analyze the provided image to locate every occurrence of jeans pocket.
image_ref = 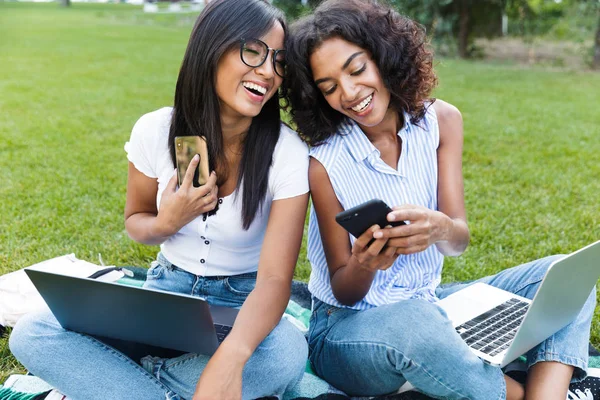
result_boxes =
[307,310,317,344]
[308,300,332,347]
[325,305,350,329]
[147,262,167,280]
[224,274,256,296]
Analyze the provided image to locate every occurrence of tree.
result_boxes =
[61,0,71,7]
[390,0,504,58]
[594,9,600,69]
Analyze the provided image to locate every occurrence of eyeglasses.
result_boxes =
[239,38,286,78]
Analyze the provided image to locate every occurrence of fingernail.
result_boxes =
[373,231,383,239]
[388,213,396,221]
[193,154,199,161]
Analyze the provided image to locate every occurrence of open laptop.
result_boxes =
[24,268,239,355]
[437,240,600,367]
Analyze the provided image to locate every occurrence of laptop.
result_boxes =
[436,240,600,367]
[25,268,239,356]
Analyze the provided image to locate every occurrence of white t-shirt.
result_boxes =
[124,107,309,276]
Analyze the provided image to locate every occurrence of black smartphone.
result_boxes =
[335,199,406,239]
[175,136,210,188]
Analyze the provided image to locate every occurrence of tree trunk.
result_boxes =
[593,13,600,70]
[61,0,71,7]
[457,0,471,58]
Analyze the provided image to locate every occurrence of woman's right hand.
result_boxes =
[347,225,398,273]
[155,155,219,237]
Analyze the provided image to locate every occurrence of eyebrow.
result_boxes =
[314,51,364,86]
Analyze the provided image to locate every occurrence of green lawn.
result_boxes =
[1,2,599,382]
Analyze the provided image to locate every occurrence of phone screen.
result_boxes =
[175,136,210,188]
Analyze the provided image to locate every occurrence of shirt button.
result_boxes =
[218,198,223,204]
[200,259,206,264]
[204,240,210,245]
[202,215,207,222]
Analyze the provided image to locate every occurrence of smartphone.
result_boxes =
[335,199,406,239]
[175,136,210,188]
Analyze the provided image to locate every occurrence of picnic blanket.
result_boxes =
[3,269,600,400]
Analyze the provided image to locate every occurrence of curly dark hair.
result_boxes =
[282,0,437,146]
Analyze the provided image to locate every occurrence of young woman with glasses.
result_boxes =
[10,1,309,399]
[282,0,596,399]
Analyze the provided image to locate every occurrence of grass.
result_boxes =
[1,1,599,382]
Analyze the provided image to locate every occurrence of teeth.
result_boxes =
[242,82,267,95]
[351,95,373,112]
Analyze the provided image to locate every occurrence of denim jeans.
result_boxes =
[308,255,596,399]
[10,253,307,400]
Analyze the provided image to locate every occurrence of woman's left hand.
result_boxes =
[372,204,452,255]
[192,348,245,400]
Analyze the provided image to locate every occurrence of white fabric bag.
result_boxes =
[0,254,121,327]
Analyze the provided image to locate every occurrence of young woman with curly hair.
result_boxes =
[283,0,596,399]
[10,1,309,399]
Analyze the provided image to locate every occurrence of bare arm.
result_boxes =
[375,100,469,256]
[433,99,469,255]
[309,158,397,306]
[223,193,308,357]
[193,193,310,394]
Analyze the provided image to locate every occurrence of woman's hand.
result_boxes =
[192,344,245,400]
[373,204,452,255]
[155,155,219,237]
[347,225,398,272]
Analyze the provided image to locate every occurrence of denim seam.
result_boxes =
[322,337,489,398]
[162,353,204,371]
[505,274,545,297]
[528,350,588,374]
[191,275,203,297]
[82,332,177,397]
[148,263,167,280]
[224,277,253,296]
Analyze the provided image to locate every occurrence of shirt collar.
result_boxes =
[341,114,410,164]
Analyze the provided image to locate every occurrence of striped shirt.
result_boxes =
[307,106,444,310]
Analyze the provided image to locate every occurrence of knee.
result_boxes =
[9,312,40,361]
[387,300,454,350]
[399,298,446,319]
[9,310,57,362]
[391,299,448,330]
[536,254,566,274]
[515,254,566,290]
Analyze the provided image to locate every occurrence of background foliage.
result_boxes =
[274,0,600,67]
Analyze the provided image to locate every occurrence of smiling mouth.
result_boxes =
[351,94,373,113]
[242,81,267,96]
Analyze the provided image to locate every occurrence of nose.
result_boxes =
[254,51,275,79]
[340,78,359,103]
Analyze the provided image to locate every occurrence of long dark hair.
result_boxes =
[169,0,286,229]
[282,0,437,146]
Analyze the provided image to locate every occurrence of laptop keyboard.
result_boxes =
[214,324,233,343]
[455,298,530,357]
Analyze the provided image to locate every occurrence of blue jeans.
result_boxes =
[10,253,307,400]
[308,255,596,399]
